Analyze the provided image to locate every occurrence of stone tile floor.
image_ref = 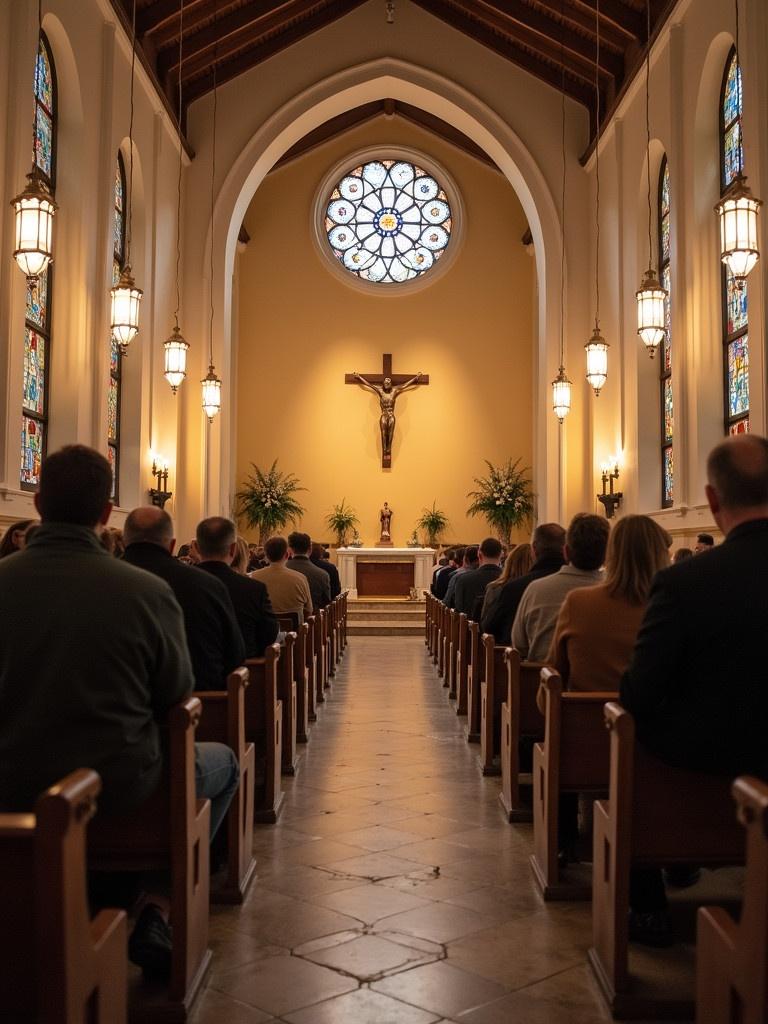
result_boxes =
[191,637,622,1023]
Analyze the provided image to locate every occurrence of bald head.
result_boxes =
[124,506,175,549]
[707,435,768,509]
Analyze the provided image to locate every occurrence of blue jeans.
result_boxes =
[194,742,239,843]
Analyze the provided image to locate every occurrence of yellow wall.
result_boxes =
[236,117,534,546]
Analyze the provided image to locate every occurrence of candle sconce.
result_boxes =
[598,458,622,519]
[149,457,172,509]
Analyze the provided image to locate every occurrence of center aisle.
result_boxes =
[196,637,607,1024]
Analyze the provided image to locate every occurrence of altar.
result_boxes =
[336,547,435,599]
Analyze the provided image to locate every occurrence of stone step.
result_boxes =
[348,600,425,611]
[348,609,425,622]
[347,620,425,636]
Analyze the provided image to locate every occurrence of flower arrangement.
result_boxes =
[466,458,535,545]
[416,501,449,548]
[326,499,359,547]
[236,460,306,543]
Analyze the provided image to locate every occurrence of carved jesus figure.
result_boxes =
[351,371,423,461]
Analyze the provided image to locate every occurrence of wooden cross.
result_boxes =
[345,354,429,468]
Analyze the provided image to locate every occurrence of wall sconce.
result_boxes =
[149,455,172,509]
[598,457,622,519]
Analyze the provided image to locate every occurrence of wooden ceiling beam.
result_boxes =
[137,0,212,39]
[569,0,645,41]
[533,0,627,51]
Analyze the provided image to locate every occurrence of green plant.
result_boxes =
[467,458,535,545]
[416,501,449,547]
[325,499,359,547]
[236,460,306,543]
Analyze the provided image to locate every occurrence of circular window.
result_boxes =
[323,159,453,285]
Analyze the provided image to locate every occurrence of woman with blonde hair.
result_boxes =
[479,543,533,623]
[231,536,251,575]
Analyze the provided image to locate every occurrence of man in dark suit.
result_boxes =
[454,537,503,618]
[287,531,331,610]
[445,546,478,608]
[620,434,768,945]
[196,517,279,658]
[124,507,245,690]
[432,548,461,598]
[481,524,566,642]
[310,542,341,598]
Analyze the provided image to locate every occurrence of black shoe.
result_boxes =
[128,904,173,979]
[664,866,701,889]
[628,910,674,948]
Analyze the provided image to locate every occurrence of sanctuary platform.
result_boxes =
[337,547,435,599]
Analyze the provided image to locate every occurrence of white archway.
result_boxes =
[185,58,568,528]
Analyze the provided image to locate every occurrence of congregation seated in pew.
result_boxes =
[251,535,313,625]
[444,544,479,608]
[479,540,533,629]
[287,531,331,609]
[310,541,341,598]
[432,546,461,599]
[0,445,240,979]
[453,535,503,619]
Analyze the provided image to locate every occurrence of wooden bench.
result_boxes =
[328,598,338,676]
[196,667,257,904]
[305,614,317,721]
[277,612,300,632]
[479,640,513,776]
[499,657,546,822]
[465,621,482,742]
[314,609,327,704]
[530,668,614,900]
[294,622,311,742]
[589,703,745,1019]
[696,775,768,1024]
[455,613,469,715]
[447,609,460,699]
[437,602,447,677]
[244,645,284,823]
[276,631,298,775]
[425,592,433,651]
[0,769,127,1023]
[88,697,211,1020]
[339,591,348,654]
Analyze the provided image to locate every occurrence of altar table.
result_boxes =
[336,547,434,599]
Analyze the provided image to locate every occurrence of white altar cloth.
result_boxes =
[336,546,435,599]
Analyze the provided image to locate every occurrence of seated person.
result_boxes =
[0,445,239,976]
[432,548,460,598]
[444,545,479,608]
[511,514,609,661]
[287,531,331,609]
[621,434,768,946]
[310,541,341,599]
[694,531,715,553]
[250,535,313,625]
[453,536,503,619]
[480,543,533,626]
[124,506,245,690]
[0,518,35,558]
[195,517,280,658]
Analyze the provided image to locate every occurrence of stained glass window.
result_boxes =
[324,159,453,284]
[658,157,673,508]
[720,49,749,435]
[108,154,127,501]
[21,35,56,490]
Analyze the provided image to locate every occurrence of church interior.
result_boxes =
[0,0,767,1020]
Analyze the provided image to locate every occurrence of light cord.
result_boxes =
[33,0,42,164]
[735,0,743,176]
[559,0,566,368]
[126,0,136,267]
[594,0,601,328]
[208,59,217,367]
[173,0,184,328]
[645,0,653,270]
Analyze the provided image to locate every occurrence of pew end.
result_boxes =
[465,621,482,742]
[499,655,543,823]
[244,646,285,824]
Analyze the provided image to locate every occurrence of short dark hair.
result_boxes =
[465,545,479,564]
[566,513,610,571]
[696,532,715,547]
[264,535,288,562]
[532,522,566,556]
[453,547,465,564]
[311,542,325,561]
[479,537,502,560]
[196,516,236,558]
[288,531,311,555]
[37,445,112,526]
[707,435,768,510]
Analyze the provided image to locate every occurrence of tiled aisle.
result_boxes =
[195,637,610,1024]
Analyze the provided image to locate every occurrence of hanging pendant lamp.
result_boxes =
[201,59,221,422]
[585,0,609,395]
[551,5,572,423]
[110,0,142,353]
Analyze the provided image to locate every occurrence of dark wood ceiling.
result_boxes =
[109,0,674,147]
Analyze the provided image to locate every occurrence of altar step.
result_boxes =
[347,599,425,636]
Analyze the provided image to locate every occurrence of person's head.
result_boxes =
[437,556,449,567]
[705,434,768,535]
[478,537,503,565]
[488,543,533,591]
[531,522,566,560]
[100,527,125,558]
[565,513,610,571]
[673,546,694,563]
[694,532,715,553]
[264,535,289,564]
[383,378,392,393]
[288,531,311,556]
[0,519,35,559]
[177,543,191,559]
[35,445,113,528]
[124,507,175,552]
[604,515,672,605]
[453,547,465,567]
[464,544,479,567]
[232,536,250,574]
[196,516,237,563]
[311,542,326,562]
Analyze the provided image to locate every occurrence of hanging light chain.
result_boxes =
[645,0,653,269]
[174,0,184,329]
[594,0,601,329]
[126,0,137,268]
[559,0,566,372]
[209,59,217,370]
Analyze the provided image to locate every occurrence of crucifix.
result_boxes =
[345,353,429,468]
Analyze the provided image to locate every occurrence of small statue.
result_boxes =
[350,529,362,547]
[407,530,419,548]
[379,502,393,544]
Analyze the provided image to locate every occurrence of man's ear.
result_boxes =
[704,483,720,519]
[563,543,570,563]
[228,542,237,560]
[99,502,113,526]
[169,537,177,555]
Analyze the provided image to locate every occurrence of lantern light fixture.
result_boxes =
[164,324,189,392]
[585,0,609,394]
[551,0,572,424]
[201,364,222,421]
[201,59,221,422]
[585,326,609,396]
[551,366,573,423]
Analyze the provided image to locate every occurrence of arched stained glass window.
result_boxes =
[720,49,749,435]
[659,157,673,507]
[21,34,56,490]
[108,153,126,500]
[324,159,453,284]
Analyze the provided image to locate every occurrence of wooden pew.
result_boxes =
[465,621,482,742]
[696,776,768,1024]
[437,603,447,677]
[339,591,348,654]
[425,593,432,650]
[589,703,745,1019]
[294,622,311,742]
[455,613,469,716]
[499,657,546,822]
[276,631,298,775]
[530,668,614,900]
[314,608,328,700]
[305,614,317,721]
[447,609,459,699]
[88,697,212,1019]
[196,667,257,904]
[479,639,513,776]
[277,612,300,632]
[322,606,332,687]
[244,645,284,823]
[0,769,127,1023]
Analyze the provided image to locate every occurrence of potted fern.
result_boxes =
[236,460,306,543]
[416,501,449,548]
[325,500,359,548]
[467,458,534,545]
